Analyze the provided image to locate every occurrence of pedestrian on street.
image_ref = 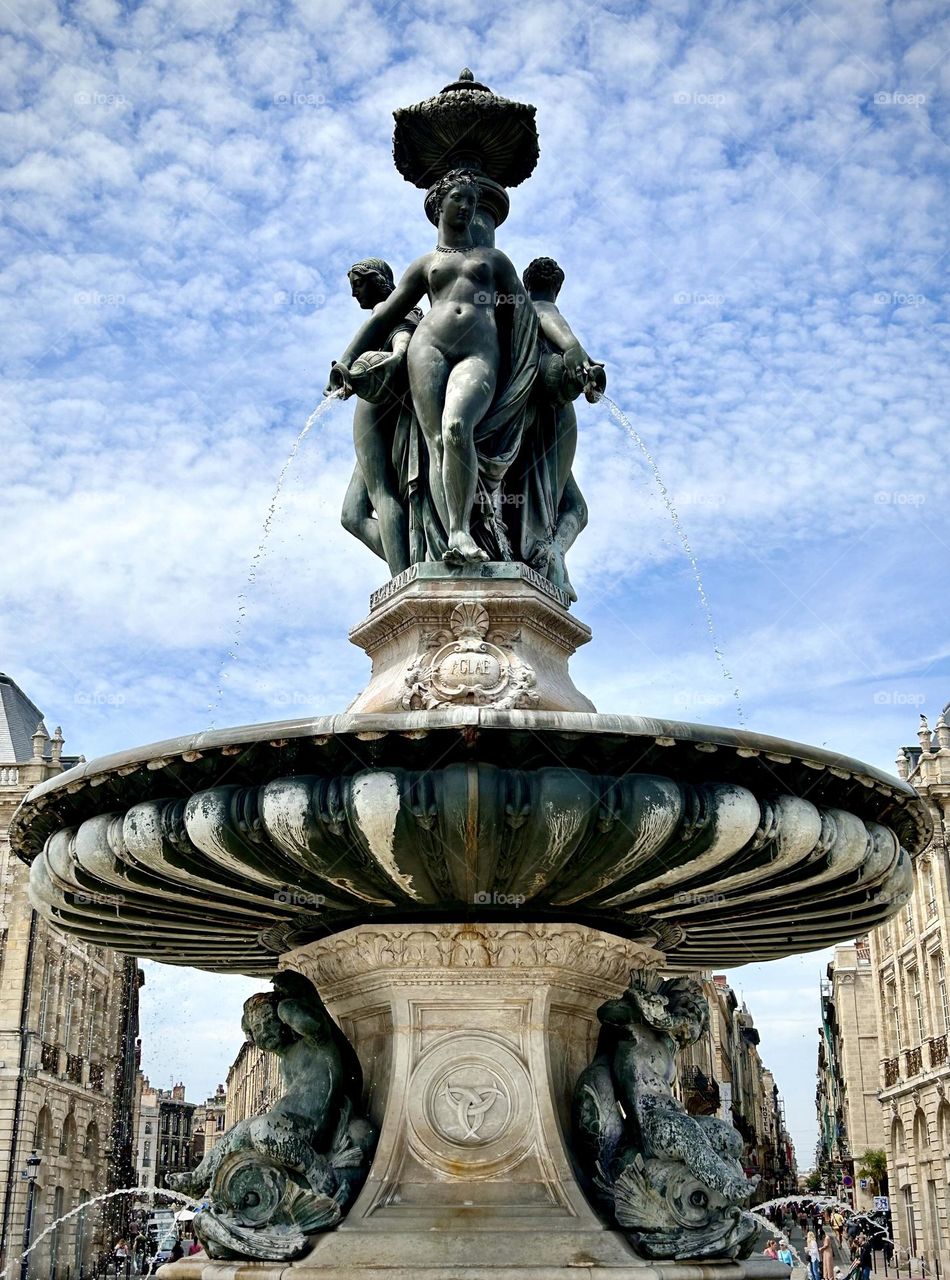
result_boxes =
[764,1240,779,1260]
[859,1235,874,1280]
[821,1228,835,1280]
[779,1239,795,1266]
[807,1231,821,1280]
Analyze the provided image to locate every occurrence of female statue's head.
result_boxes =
[348,258,395,309]
[523,257,565,300]
[430,168,480,233]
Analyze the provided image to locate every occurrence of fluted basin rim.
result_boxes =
[11,709,930,859]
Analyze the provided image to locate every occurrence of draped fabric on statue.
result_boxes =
[399,293,541,564]
[505,345,576,570]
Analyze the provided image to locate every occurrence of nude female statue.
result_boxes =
[328,168,533,565]
[339,259,418,576]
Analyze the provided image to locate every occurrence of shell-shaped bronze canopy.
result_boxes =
[393,70,539,190]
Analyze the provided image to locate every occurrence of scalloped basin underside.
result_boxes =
[10,711,929,974]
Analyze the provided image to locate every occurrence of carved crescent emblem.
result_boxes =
[440,1081,504,1140]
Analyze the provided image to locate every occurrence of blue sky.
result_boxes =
[3,0,949,1168]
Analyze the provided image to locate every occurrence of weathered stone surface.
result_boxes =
[11,710,928,974]
[348,563,594,713]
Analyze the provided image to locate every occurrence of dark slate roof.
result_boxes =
[0,672,47,763]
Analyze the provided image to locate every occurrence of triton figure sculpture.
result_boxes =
[573,971,758,1259]
[168,971,375,1260]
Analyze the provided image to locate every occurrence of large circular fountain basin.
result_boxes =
[10,709,929,974]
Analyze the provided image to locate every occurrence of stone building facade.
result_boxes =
[134,1080,196,1190]
[815,940,885,1210]
[192,1085,226,1165]
[678,974,796,1200]
[0,673,141,1279]
[224,1041,280,1129]
[864,711,950,1273]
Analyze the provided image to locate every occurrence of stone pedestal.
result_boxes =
[347,563,595,714]
[163,923,787,1279]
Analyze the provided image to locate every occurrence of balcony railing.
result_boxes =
[65,1053,83,1084]
[89,1062,105,1092]
[929,1034,948,1068]
[883,1056,899,1087]
[41,1042,60,1074]
[0,765,19,785]
[905,1046,923,1077]
[680,1065,721,1116]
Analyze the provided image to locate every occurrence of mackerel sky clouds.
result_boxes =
[2,0,949,1163]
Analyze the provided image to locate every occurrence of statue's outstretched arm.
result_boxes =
[534,299,587,366]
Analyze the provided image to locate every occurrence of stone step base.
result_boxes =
[161,1236,791,1280]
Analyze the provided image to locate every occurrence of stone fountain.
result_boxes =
[10,70,929,1280]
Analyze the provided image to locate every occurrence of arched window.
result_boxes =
[913,1108,929,1151]
[34,1107,51,1153]
[83,1122,98,1160]
[892,1116,906,1155]
[59,1113,76,1159]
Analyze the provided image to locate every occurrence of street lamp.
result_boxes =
[20,1151,41,1280]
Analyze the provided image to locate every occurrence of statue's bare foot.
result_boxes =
[447,531,488,563]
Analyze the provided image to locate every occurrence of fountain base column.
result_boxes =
[166,924,787,1279]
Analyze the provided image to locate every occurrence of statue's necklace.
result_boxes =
[436,244,473,254]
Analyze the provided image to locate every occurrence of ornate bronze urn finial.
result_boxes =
[392,68,539,233]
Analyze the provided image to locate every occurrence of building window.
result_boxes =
[161,1113,169,1134]
[143,1140,150,1168]
[909,966,926,1044]
[173,1113,180,1136]
[904,1185,918,1255]
[62,976,78,1052]
[925,864,937,918]
[38,959,54,1039]
[83,989,99,1056]
[936,952,950,1034]
[904,898,915,937]
[887,980,903,1052]
[144,1121,152,1135]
